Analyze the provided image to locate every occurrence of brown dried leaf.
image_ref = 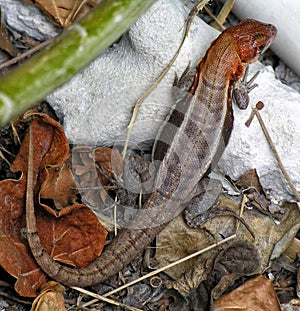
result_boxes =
[31,281,66,311]
[235,168,263,193]
[39,158,79,210]
[0,138,48,296]
[11,113,69,174]
[0,114,107,296]
[72,146,123,208]
[34,0,101,28]
[0,227,46,297]
[213,275,281,311]
[36,204,107,268]
[94,146,123,185]
[208,241,260,300]
[0,9,14,56]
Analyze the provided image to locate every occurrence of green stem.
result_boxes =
[0,0,156,125]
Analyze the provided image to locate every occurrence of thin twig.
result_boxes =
[71,286,143,311]
[121,0,210,158]
[10,121,21,145]
[250,102,300,203]
[0,36,57,71]
[245,100,264,127]
[113,195,118,237]
[0,150,10,165]
[235,194,247,234]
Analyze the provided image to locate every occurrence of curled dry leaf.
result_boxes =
[213,275,281,311]
[0,114,107,296]
[34,0,101,28]
[71,145,123,210]
[31,281,66,311]
[39,157,79,210]
[94,146,123,184]
[234,168,263,193]
[207,241,260,300]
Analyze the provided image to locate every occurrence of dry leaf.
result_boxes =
[39,158,79,210]
[0,114,107,296]
[0,9,14,56]
[208,241,260,300]
[156,195,300,297]
[0,142,47,296]
[72,145,123,210]
[235,168,263,193]
[36,204,107,268]
[34,0,101,28]
[213,275,281,311]
[31,281,66,311]
[94,146,123,184]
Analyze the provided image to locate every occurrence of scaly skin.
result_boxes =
[26,19,277,286]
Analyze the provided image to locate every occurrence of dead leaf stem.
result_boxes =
[25,124,35,236]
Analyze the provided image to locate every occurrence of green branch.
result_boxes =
[0,0,156,125]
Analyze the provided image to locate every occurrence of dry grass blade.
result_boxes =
[204,6,226,30]
[211,0,235,30]
[26,124,34,233]
[235,194,247,233]
[71,286,144,311]
[0,149,10,165]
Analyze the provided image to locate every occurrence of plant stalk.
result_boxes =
[0,0,156,125]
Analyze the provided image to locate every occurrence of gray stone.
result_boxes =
[0,0,59,41]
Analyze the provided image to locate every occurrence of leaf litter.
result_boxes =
[1,0,300,309]
[0,113,107,297]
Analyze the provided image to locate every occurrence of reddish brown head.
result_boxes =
[225,19,277,65]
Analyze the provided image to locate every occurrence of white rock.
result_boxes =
[47,0,218,146]
[218,65,300,201]
[0,0,59,40]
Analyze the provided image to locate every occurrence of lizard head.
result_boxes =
[227,19,277,65]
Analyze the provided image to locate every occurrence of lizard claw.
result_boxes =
[233,66,260,110]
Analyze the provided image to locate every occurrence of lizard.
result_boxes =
[26,19,277,287]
